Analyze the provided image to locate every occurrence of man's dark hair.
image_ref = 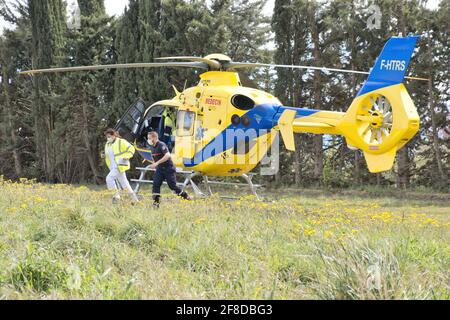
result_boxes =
[148,131,159,139]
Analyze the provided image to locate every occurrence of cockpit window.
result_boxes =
[177,110,196,136]
[143,106,165,122]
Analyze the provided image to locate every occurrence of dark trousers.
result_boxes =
[153,166,187,203]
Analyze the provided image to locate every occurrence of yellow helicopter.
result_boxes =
[21,36,425,198]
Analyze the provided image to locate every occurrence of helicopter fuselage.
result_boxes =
[130,71,341,177]
[135,71,281,176]
[20,37,422,178]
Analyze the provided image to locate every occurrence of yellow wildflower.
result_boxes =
[195,217,207,225]
[324,231,334,238]
[304,228,316,237]
[7,207,18,213]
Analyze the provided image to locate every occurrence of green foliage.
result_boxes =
[322,159,351,189]
[271,0,449,189]
[312,239,434,299]
[9,243,68,293]
[0,0,448,191]
[78,0,105,16]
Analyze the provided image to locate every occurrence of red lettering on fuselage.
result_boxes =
[205,98,222,106]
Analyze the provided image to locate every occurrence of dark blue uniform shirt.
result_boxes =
[148,141,175,169]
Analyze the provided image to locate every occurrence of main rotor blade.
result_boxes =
[155,56,221,70]
[19,62,209,75]
[225,62,369,75]
[224,62,429,81]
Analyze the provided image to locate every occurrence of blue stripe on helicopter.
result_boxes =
[182,104,320,167]
[357,36,419,97]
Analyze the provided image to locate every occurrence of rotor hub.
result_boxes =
[204,54,232,63]
[356,94,393,146]
[369,112,384,129]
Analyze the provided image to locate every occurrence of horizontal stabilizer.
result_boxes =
[278,109,297,151]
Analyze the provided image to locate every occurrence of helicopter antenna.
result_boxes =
[172,85,181,97]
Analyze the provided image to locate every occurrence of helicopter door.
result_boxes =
[114,98,147,142]
[175,110,197,163]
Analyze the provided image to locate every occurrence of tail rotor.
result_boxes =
[339,36,422,173]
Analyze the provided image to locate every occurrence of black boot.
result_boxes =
[153,195,161,209]
[179,191,192,201]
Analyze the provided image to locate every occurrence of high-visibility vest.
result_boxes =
[104,138,135,172]
[163,110,175,131]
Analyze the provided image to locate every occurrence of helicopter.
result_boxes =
[20,36,425,197]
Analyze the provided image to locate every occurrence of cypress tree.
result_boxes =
[112,0,141,113]
[136,0,163,102]
[60,0,114,183]
[28,0,66,182]
[78,0,105,15]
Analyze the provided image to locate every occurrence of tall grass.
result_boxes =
[0,178,448,299]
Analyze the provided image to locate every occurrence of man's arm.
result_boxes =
[154,152,171,166]
[150,142,172,169]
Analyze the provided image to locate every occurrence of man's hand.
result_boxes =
[149,163,158,170]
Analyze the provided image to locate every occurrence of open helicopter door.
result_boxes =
[114,98,147,143]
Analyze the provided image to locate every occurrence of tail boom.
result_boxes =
[274,36,421,173]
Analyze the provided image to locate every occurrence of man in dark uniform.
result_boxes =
[147,131,191,208]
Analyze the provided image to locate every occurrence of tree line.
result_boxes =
[0,0,448,190]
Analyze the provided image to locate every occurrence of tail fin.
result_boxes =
[339,36,421,173]
[358,36,420,97]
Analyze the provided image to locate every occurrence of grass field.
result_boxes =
[0,177,449,300]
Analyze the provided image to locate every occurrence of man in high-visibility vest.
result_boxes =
[102,128,139,204]
[162,108,176,151]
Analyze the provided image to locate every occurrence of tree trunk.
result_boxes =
[294,135,302,186]
[349,0,359,183]
[3,73,23,178]
[309,4,323,183]
[275,159,281,185]
[397,148,410,189]
[33,82,49,181]
[313,136,323,182]
[354,151,360,185]
[396,0,410,189]
[292,21,303,186]
[81,100,102,184]
[429,77,446,179]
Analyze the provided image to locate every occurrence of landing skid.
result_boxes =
[131,166,207,197]
[203,174,263,201]
[131,166,263,200]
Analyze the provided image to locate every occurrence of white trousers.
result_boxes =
[106,168,138,201]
